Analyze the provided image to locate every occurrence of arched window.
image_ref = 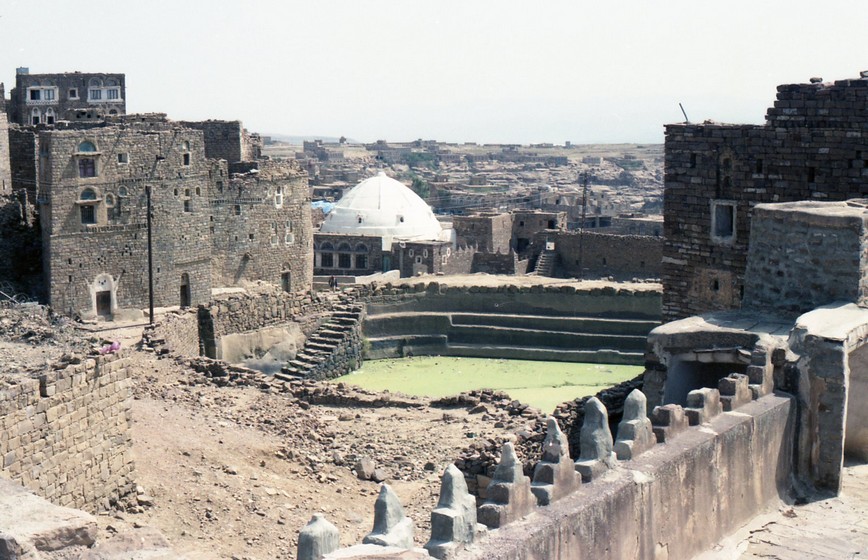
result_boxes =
[355,243,368,253]
[78,188,99,224]
[104,193,115,208]
[31,108,41,125]
[79,188,98,201]
[118,186,128,197]
[44,108,55,125]
[88,78,103,87]
[337,242,352,252]
[321,242,334,251]
[106,78,118,87]
[78,141,97,153]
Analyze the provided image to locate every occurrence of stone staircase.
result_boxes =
[530,250,557,277]
[275,294,365,381]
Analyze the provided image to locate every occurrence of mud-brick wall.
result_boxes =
[0,351,136,513]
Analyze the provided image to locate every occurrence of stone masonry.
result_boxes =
[0,350,136,513]
[663,72,868,320]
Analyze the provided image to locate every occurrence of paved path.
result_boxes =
[716,462,868,559]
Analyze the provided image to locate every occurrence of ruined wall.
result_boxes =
[9,127,37,201]
[198,289,333,358]
[535,230,662,279]
[178,120,260,163]
[663,76,868,320]
[471,250,519,275]
[0,351,136,513]
[453,213,512,253]
[210,159,312,292]
[144,309,201,357]
[463,395,794,560]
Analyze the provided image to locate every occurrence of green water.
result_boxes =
[332,357,641,413]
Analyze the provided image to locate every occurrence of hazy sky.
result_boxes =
[2,1,867,144]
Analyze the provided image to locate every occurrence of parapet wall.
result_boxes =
[463,394,794,560]
[533,230,662,280]
[0,350,136,513]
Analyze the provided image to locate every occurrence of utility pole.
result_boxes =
[578,171,589,279]
[146,185,154,325]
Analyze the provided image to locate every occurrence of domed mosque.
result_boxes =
[314,172,456,278]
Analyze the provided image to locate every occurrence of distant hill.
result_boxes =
[263,133,360,145]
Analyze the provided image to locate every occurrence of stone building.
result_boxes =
[511,210,566,256]
[8,69,126,126]
[25,114,310,319]
[663,71,868,320]
[314,172,451,276]
[452,212,512,253]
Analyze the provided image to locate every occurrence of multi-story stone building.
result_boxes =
[663,71,868,320]
[8,69,126,126]
[27,114,310,319]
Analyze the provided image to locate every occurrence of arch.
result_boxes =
[109,109,118,115]
[78,141,97,153]
[79,188,98,201]
[106,78,118,87]
[320,241,334,251]
[118,186,128,197]
[31,108,41,125]
[354,243,369,253]
[44,108,55,125]
[182,141,191,151]
[88,78,103,87]
[104,193,115,208]
[337,242,352,252]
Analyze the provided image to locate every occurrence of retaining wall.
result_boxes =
[462,394,794,560]
[0,350,136,513]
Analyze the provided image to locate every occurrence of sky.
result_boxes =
[1,0,867,145]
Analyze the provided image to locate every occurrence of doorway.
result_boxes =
[96,291,112,318]
[281,271,291,293]
[180,273,191,308]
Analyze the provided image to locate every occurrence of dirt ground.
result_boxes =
[123,351,520,559]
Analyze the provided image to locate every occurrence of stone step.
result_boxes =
[317,329,346,339]
[306,341,337,352]
[287,359,315,370]
[324,322,353,332]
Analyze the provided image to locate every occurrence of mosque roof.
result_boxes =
[319,171,443,241]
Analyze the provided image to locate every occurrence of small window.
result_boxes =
[275,186,284,207]
[106,88,120,100]
[105,193,115,208]
[69,88,78,99]
[118,186,128,197]
[117,152,129,164]
[29,89,41,101]
[183,199,191,213]
[183,153,190,166]
[248,233,255,241]
[415,256,423,264]
[321,253,334,268]
[408,249,414,257]
[338,253,352,268]
[284,233,295,245]
[355,254,368,269]
[755,158,763,174]
[216,181,223,192]
[80,188,97,201]
[78,141,97,153]
[234,204,241,216]
[423,249,429,258]
[689,153,697,168]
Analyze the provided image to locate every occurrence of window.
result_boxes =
[183,199,191,213]
[79,158,96,178]
[69,88,78,99]
[408,249,415,257]
[234,204,241,216]
[321,253,334,267]
[711,200,736,244]
[30,89,40,101]
[78,141,97,153]
[31,108,40,125]
[248,233,255,241]
[106,88,119,100]
[79,188,97,201]
[415,256,423,264]
[338,253,352,268]
[118,153,129,164]
[355,254,367,269]
[80,205,95,224]
[275,186,284,207]
[104,194,115,208]
[183,153,190,166]
[89,89,102,101]
[45,108,55,125]
[118,186,128,197]
[284,232,294,244]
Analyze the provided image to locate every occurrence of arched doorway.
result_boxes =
[281,263,291,293]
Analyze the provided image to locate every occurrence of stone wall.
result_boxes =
[663,74,868,320]
[471,250,520,275]
[177,120,261,163]
[198,289,333,359]
[463,395,794,560]
[144,308,201,357]
[453,213,512,253]
[9,127,37,201]
[0,350,136,513]
[0,112,11,194]
[743,201,868,314]
[533,230,662,280]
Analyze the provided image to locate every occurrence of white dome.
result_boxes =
[320,172,442,243]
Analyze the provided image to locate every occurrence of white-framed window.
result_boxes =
[711,200,736,245]
[408,249,414,257]
[275,186,284,208]
[106,88,120,100]
[284,232,295,245]
[68,88,78,100]
[26,86,58,104]
[117,152,129,164]
[423,249,429,258]
[89,88,102,101]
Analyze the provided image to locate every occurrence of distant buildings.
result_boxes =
[8,68,126,126]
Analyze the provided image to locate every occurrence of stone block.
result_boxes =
[651,404,689,443]
[614,389,656,460]
[478,442,535,529]
[425,465,478,559]
[684,388,723,425]
[362,484,415,549]
[719,373,752,411]
[574,397,616,482]
[746,364,774,399]
[531,418,580,505]
[298,514,340,560]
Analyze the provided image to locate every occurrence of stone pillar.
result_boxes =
[574,397,616,482]
[362,484,415,549]
[614,389,656,460]
[651,403,689,443]
[719,373,752,411]
[478,442,535,529]
[531,417,580,505]
[425,464,479,559]
[684,387,723,425]
[298,514,340,560]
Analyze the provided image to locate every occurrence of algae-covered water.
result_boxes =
[331,357,641,413]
